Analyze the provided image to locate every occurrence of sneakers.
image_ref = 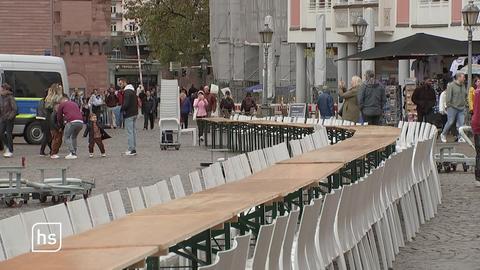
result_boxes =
[458,137,466,143]
[125,150,137,156]
[440,134,447,143]
[50,154,60,159]
[101,153,107,157]
[89,153,94,158]
[3,151,13,158]
[65,153,78,160]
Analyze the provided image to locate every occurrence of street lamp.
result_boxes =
[351,16,368,76]
[462,0,480,103]
[259,23,274,114]
[126,21,143,87]
[200,56,208,86]
[144,59,152,91]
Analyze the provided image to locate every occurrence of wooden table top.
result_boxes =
[1,123,399,269]
[0,246,159,270]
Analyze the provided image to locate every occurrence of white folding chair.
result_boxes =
[43,203,74,238]
[263,147,277,166]
[142,184,162,207]
[231,232,252,270]
[189,171,204,193]
[0,241,5,261]
[202,166,219,188]
[239,153,252,177]
[273,142,291,162]
[289,139,303,157]
[156,180,173,203]
[211,162,226,186]
[127,186,146,211]
[0,215,30,258]
[86,194,111,226]
[293,203,317,270]
[170,175,186,199]
[106,190,127,219]
[214,239,239,269]
[246,223,275,270]
[267,214,289,270]
[66,199,93,234]
[21,209,49,250]
[296,117,306,124]
[222,158,238,182]
[231,155,247,180]
[256,150,269,170]
[282,209,300,270]
[300,135,315,153]
[247,150,263,173]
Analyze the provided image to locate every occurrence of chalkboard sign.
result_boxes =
[288,103,307,118]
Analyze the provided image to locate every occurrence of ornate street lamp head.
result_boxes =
[259,24,274,44]
[352,16,368,39]
[462,0,480,28]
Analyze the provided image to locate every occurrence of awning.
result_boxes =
[337,33,480,61]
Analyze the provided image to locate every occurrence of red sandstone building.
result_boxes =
[0,0,110,94]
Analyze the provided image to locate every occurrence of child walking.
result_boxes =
[83,114,110,157]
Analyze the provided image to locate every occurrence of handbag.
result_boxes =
[192,108,198,121]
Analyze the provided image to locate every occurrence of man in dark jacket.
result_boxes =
[119,78,138,156]
[357,70,386,125]
[316,87,334,119]
[412,79,436,122]
[143,90,156,130]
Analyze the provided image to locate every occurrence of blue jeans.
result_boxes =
[441,107,465,136]
[113,106,122,127]
[63,122,83,155]
[125,116,137,151]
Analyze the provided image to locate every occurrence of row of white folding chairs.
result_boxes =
[0,190,128,260]
[231,113,366,127]
[289,127,330,157]
[199,209,301,270]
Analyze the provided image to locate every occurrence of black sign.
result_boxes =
[288,103,307,118]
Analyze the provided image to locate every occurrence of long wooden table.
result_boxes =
[0,122,399,269]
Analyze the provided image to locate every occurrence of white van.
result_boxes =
[0,54,69,144]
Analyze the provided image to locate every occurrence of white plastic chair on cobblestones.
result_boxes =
[156,180,173,202]
[0,215,29,258]
[211,162,226,185]
[189,171,204,193]
[142,184,162,208]
[66,199,93,234]
[202,166,219,189]
[170,175,186,199]
[43,203,74,238]
[87,194,111,226]
[127,186,146,211]
[106,190,127,220]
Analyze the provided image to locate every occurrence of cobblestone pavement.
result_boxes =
[393,171,480,270]
[0,118,231,219]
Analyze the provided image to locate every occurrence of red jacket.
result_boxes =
[57,101,83,124]
[117,90,125,106]
[472,89,480,134]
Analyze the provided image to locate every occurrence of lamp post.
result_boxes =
[351,16,368,76]
[126,21,143,87]
[462,1,480,101]
[259,22,274,115]
[200,56,208,86]
[144,59,152,91]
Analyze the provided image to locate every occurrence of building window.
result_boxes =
[111,5,116,14]
[111,24,117,32]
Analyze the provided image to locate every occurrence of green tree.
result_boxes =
[125,0,209,66]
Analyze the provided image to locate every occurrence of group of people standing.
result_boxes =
[317,70,386,125]
[35,78,140,159]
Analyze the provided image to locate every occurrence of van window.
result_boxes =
[4,71,62,98]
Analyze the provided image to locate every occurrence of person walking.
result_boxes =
[37,90,52,156]
[193,90,209,141]
[240,93,257,115]
[115,87,125,128]
[143,90,156,130]
[357,70,386,125]
[317,86,334,119]
[471,82,480,187]
[338,77,361,123]
[204,86,217,117]
[0,83,17,158]
[83,114,110,158]
[105,86,119,129]
[220,91,235,118]
[180,91,191,129]
[440,73,467,143]
[45,83,64,159]
[412,79,437,122]
[57,96,83,159]
[119,78,138,156]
